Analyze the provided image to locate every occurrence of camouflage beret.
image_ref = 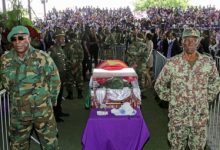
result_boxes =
[7,25,30,42]
[54,29,65,37]
[182,28,200,38]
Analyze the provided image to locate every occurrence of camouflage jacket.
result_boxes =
[126,41,147,66]
[154,52,220,126]
[64,40,84,70]
[105,34,116,46]
[48,45,66,81]
[0,46,61,120]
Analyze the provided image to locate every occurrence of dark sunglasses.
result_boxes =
[11,36,26,42]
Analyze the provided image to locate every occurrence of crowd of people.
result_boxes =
[1,6,220,59]
[1,5,220,150]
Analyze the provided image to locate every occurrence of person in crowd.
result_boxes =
[125,28,132,52]
[198,30,210,54]
[100,27,117,60]
[154,27,220,150]
[144,32,154,88]
[97,26,106,56]
[31,31,46,52]
[97,26,106,47]
[166,32,182,58]
[104,27,116,47]
[209,37,218,58]
[82,25,92,81]
[89,26,99,67]
[44,27,54,51]
[64,31,84,99]
[0,25,60,149]
[160,31,169,57]
[126,31,148,89]
[152,26,162,50]
[48,29,69,122]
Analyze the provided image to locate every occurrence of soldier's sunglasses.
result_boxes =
[11,36,26,42]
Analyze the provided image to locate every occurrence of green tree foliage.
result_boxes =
[134,0,189,11]
[1,0,33,30]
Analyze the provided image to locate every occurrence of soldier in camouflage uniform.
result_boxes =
[48,29,69,122]
[0,25,60,149]
[154,28,220,150]
[64,31,84,99]
[126,31,148,89]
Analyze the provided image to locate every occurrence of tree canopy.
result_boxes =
[134,0,189,11]
[0,0,33,30]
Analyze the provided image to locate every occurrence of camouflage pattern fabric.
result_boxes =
[104,34,116,46]
[0,46,61,149]
[154,52,220,149]
[10,107,59,150]
[48,45,66,82]
[182,28,200,38]
[64,39,84,91]
[126,40,148,87]
[114,32,123,44]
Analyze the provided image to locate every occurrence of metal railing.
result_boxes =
[99,44,126,62]
[153,51,220,79]
[153,50,167,80]
[114,44,126,61]
[207,94,220,150]
[207,56,220,150]
[215,56,220,73]
[0,89,10,150]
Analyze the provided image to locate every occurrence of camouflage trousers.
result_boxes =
[65,66,84,92]
[136,63,147,89]
[10,108,59,150]
[168,122,207,150]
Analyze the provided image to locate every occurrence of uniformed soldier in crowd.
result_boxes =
[44,27,54,51]
[82,25,92,81]
[126,30,148,90]
[104,27,116,46]
[64,31,84,99]
[48,29,69,122]
[0,25,60,149]
[154,27,220,150]
[144,32,154,88]
[89,26,99,68]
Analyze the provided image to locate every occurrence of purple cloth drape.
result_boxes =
[82,108,150,150]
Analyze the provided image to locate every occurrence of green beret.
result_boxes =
[54,29,65,37]
[7,25,30,42]
[182,28,200,38]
